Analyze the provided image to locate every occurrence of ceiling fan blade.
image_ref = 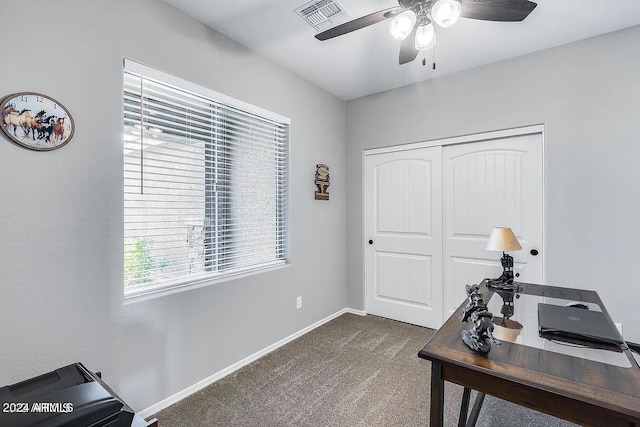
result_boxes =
[460,0,537,22]
[399,24,419,65]
[315,7,403,41]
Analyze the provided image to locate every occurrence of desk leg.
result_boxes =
[458,388,471,427]
[467,392,486,427]
[430,362,445,427]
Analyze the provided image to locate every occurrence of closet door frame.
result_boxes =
[362,124,545,326]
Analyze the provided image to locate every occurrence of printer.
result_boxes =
[0,362,135,427]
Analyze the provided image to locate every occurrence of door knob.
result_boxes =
[530,249,539,256]
[368,240,374,245]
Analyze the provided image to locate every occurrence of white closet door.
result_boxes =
[443,133,543,316]
[365,147,443,328]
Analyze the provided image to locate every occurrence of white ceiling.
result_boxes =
[162,0,640,100]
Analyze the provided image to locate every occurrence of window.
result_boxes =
[123,60,289,297]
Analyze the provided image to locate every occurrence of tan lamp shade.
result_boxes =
[493,318,524,342]
[486,227,522,251]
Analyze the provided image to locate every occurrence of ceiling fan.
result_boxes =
[315,0,538,65]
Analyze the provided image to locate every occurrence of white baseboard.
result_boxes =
[139,307,366,419]
[345,307,367,316]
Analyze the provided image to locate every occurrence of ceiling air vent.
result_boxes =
[295,0,351,32]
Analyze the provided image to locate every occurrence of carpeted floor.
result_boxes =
[154,313,577,426]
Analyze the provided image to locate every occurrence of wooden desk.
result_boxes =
[418,280,640,427]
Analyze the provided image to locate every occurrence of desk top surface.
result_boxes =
[418,280,640,420]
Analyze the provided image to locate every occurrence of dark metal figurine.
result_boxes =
[460,284,500,353]
[459,284,483,322]
[487,252,521,291]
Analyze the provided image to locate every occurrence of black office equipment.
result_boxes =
[0,363,134,427]
[538,303,625,347]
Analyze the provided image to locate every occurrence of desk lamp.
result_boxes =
[486,227,522,291]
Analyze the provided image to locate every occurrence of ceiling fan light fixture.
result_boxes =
[415,23,436,50]
[389,10,417,40]
[431,0,461,28]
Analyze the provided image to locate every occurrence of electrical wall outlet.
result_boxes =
[296,296,303,309]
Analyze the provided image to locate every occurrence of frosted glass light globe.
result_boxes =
[389,10,417,40]
[415,23,436,50]
[431,0,461,28]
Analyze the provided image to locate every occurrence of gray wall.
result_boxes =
[346,26,640,343]
[0,0,346,411]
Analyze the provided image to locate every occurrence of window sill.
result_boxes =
[123,262,290,305]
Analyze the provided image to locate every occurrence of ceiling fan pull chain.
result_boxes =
[432,41,437,70]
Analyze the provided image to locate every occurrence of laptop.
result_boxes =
[538,303,625,347]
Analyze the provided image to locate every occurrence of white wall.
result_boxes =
[0,0,346,411]
[346,26,640,342]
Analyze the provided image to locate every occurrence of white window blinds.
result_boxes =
[123,61,289,296]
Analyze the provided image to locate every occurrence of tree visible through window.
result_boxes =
[123,60,289,296]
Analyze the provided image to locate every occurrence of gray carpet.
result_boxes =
[154,313,577,426]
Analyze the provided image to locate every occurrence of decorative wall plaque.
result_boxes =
[1,92,75,151]
[314,164,330,200]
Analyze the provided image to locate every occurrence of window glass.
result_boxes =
[123,61,289,297]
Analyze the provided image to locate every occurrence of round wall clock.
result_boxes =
[1,92,75,151]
